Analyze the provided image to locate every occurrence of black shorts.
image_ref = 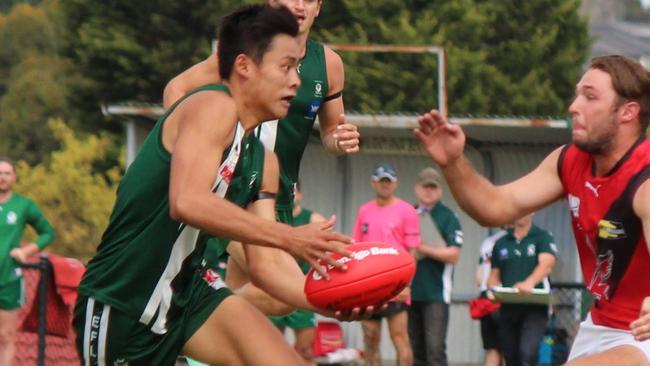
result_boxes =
[480,312,500,350]
[370,301,409,320]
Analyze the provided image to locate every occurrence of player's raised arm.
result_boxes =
[163,54,222,109]
[414,109,564,227]
[165,90,352,261]
[318,47,359,155]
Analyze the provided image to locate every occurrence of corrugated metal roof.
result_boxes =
[591,21,650,59]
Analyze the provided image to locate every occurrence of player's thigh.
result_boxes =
[182,295,303,366]
[565,345,649,366]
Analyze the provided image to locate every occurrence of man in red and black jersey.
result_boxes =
[414,54,650,366]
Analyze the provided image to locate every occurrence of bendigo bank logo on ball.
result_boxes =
[311,245,401,281]
[304,241,416,311]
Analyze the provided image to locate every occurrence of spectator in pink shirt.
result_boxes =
[353,163,420,366]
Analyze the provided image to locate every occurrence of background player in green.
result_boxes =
[487,213,557,366]
[74,6,353,366]
[0,157,54,365]
[163,0,360,224]
[270,181,326,366]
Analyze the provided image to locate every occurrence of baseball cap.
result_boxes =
[416,167,441,186]
[372,163,397,182]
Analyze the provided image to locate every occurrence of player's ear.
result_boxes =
[620,100,641,124]
[233,54,252,79]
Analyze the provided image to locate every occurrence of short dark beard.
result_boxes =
[574,111,618,155]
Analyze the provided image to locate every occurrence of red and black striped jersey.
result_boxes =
[558,137,650,330]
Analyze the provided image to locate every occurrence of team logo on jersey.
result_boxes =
[527,244,536,256]
[585,181,602,197]
[499,248,508,259]
[588,249,614,300]
[201,268,226,291]
[6,211,16,225]
[598,220,626,240]
[361,223,368,234]
[306,100,321,119]
[568,194,580,218]
[314,82,323,98]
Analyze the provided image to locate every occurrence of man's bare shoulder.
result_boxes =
[174,89,236,122]
[323,45,344,79]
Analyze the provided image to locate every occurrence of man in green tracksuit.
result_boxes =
[0,157,54,365]
[73,6,352,366]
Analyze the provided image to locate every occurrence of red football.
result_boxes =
[304,241,416,311]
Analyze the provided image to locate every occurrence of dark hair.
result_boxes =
[0,157,15,172]
[218,4,298,80]
[590,55,650,131]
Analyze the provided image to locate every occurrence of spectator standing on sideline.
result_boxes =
[487,213,557,366]
[475,228,508,366]
[353,163,420,366]
[409,167,463,366]
[0,157,55,365]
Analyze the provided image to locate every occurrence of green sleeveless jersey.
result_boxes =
[78,84,265,334]
[0,193,54,284]
[257,39,328,208]
[292,208,313,274]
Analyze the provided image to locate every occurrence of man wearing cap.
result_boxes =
[352,163,420,366]
[408,167,463,366]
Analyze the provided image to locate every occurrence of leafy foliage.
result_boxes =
[15,119,122,260]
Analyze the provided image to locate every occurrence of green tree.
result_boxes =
[15,119,122,260]
[61,0,589,117]
[313,0,589,116]
[0,0,96,164]
[60,0,251,121]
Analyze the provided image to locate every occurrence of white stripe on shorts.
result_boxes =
[98,304,111,366]
[83,297,95,366]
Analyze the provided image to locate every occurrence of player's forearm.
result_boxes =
[442,156,515,227]
[170,194,292,252]
[418,245,460,264]
[247,250,315,312]
[523,261,555,288]
[235,283,294,316]
[20,243,40,258]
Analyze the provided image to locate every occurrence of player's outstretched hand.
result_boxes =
[333,114,360,154]
[289,215,353,279]
[413,109,466,167]
[631,296,650,341]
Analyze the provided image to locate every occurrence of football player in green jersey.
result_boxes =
[164,0,359,180]
[0,158,54,365]
[74,6,354,366]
